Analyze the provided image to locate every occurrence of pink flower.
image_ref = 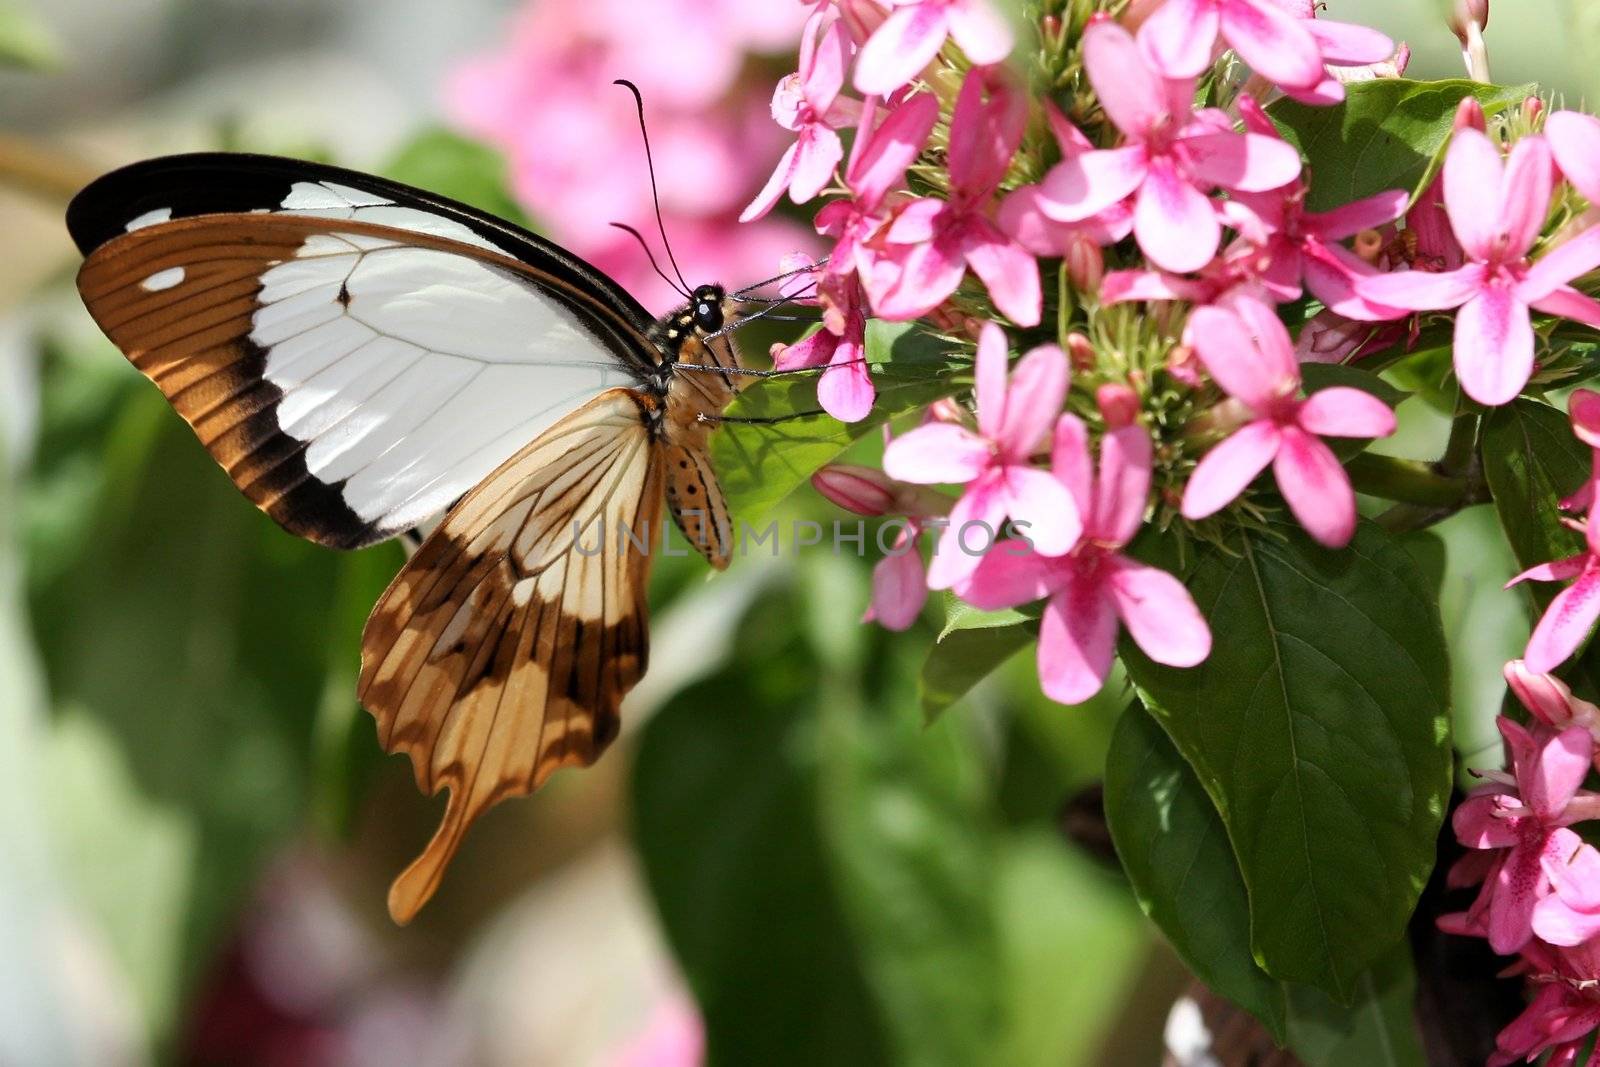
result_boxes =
[1273,11,1400,107]
[956,414,1211,705]
[998,101,1134,263]
[872,67,1041,326]
[1511,547,1600,676]
[883,323,1080,588]
[1179,297,1396,547]
[852,0,1013,95]
[1138,0,1326,91]
[742,13,861,222]
[1036,19,1302,273]
[1357,129,1600,406]
[1454,718,1600,954]
[813,461,953,630]
[775,275,873,421]
[1222,97,1408,317]
[815,93,939,292]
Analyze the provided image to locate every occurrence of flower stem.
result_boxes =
[1347,453,1473,507]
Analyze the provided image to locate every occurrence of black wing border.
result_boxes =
[66,151,657,335]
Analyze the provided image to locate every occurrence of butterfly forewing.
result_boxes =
[358,387,663,923]
[76,213,657,548]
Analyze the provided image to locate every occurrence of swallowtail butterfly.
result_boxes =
[68,147,782,923]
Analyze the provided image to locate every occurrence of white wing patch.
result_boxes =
[126,207,172,232]
[278,180,504,254]
[140,266,184,291]
[250,229,641,536]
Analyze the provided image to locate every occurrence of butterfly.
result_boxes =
[66,138,806,923]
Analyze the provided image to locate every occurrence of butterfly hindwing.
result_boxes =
[76,212,659,548]
[358,387,664,923]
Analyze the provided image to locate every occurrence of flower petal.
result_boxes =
[1454,285,1534,407]
[817,336,874,422]
[854,3,949,95]
[873,234,967,320]
[962,221,1043,326]
[996,342,1069,460]
[1304,18,1395,64]
[1508,555,1590,588]
[1134,157,1221,273]
[1548,109,1600,205]
[1001,465,1082,558]
[1095,424,1154,547]
[1137,0,1220,80]
[1296,386,1396,439]
[1443,127,1506,262]
[1526,568,1600,674]
[926,476,1007,590]
[1523,226,1600,302]
[1219,0,1325,90]
[848,93,940,208]
[1273,426,1356,547]
[802,16,851,115]
[1037,575,1119,705]
[1355,264,1486,311]
[1051,413,1094,521]
[740,140,800,223]
[866,541,929,631]
[1452,791,1520,849]
[974,319,1008,439]
[947,66,1026,197]
[956,539,1065,610]
[1187,303,1292,410]
[1178,131,1303,193]
[1530,285,1600,331]
[1083,19,1171,139]
[883,422,992,484]
[1107,556,1212,667]
[1524,726,1594,823]
[1180,420,1281,520]
[1037,147,1149,223]
[1305,188,1410,241]
[946,0,1015,65]
[789,125,844,205]
[1303,241,1407,321]
[1497,134,1555,261]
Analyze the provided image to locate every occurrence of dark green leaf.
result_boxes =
[1103,702,1288,1040]
[1481,398,1588,574]
[631,584,889,1066]
[1270,80,1533,212]
[1286,944,1426,1067]
[920,622,1034,720]
[1120,522,1452,1001]
[714,321,964,521]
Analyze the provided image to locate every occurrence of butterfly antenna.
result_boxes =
[732,256,832,299]
[610,222,690,299]
[615,78,692,295]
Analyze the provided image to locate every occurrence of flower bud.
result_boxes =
[1448,0,1488,43]
[812,465,897,516]
[1066,236,1104,295]
[928,397,966,424]
[1065,332,1096,373]
[1505,659,1600,732]
[1454,96,1486,132]
[1096,383,1140,429]
[1571,389,1600,449]
[1523,96,1545,124]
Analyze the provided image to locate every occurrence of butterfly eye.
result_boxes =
[694,301,723,333]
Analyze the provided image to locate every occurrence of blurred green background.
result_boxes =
[0,1,1575,1065]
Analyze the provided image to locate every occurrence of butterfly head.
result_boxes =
[691,284,725,334]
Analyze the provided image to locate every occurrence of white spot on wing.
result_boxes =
[140,267,185,291]
[1164,997,1220,1067]
[125,207,172,232]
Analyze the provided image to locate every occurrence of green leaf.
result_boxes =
[1481,398,1589,574]
[631,579,889,1065]
[714,321,964,521]
[1120,521,1452,1001]
[0,4,58,70]
[1286,944,1426,1067]
[382,127,532,226]
[920,622,1034,721]
[1270,80,1533,212]
[1103,702,1288,1040]
[1301,363,1409,411]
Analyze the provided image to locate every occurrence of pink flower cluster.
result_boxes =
[447,0,816,311]
[1446,664,1600,1065]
